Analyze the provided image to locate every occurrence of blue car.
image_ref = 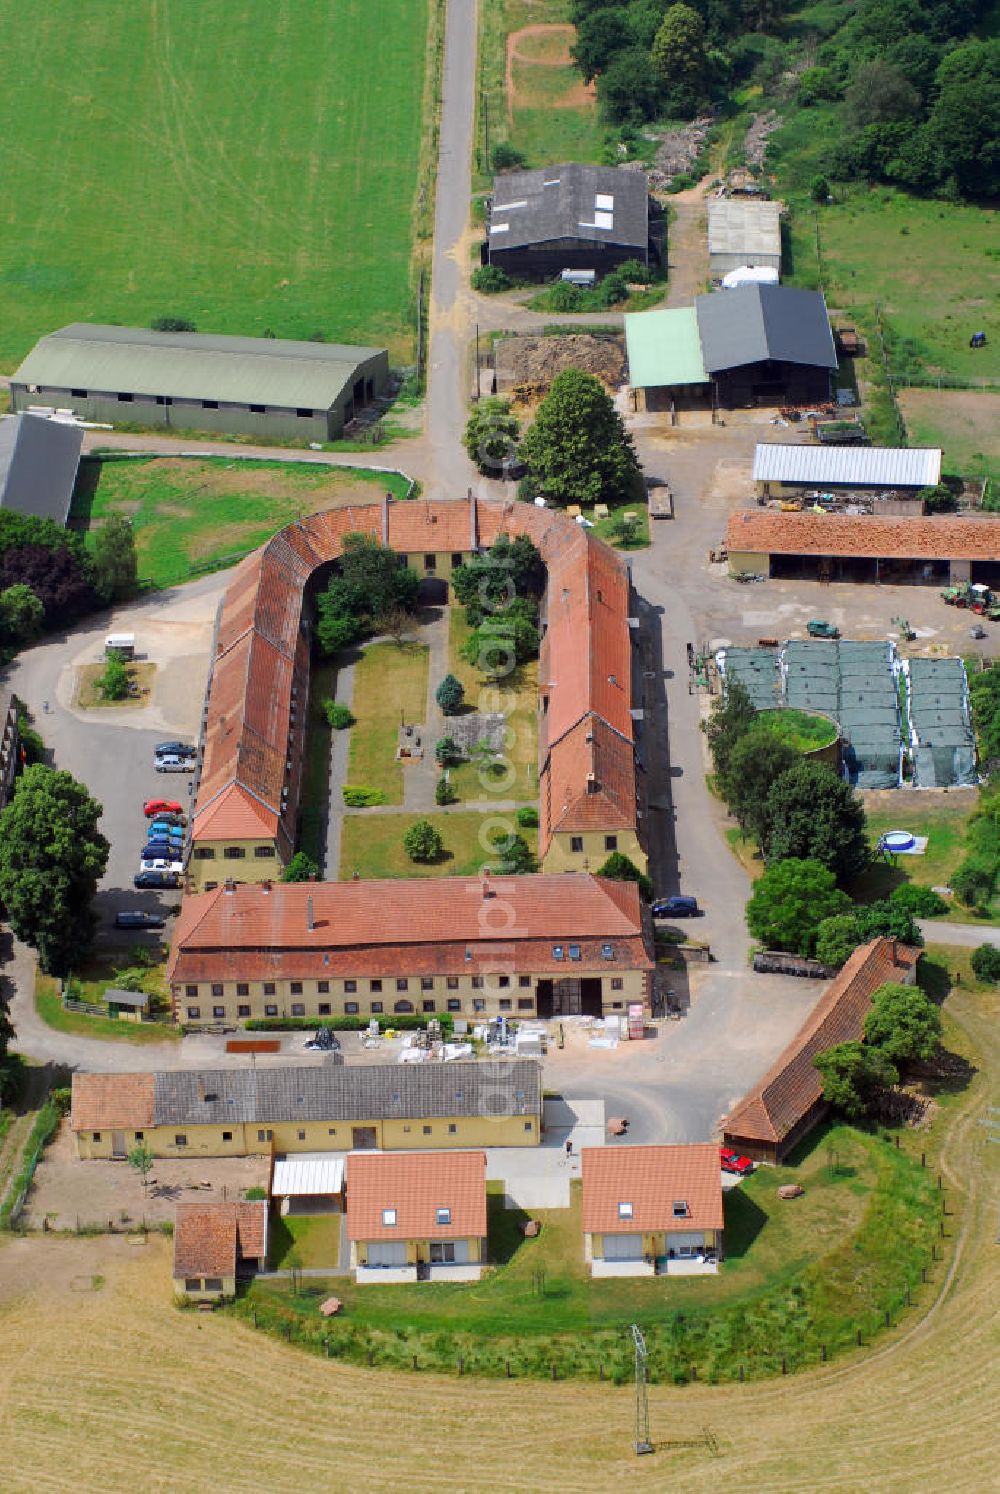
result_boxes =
[149,821,184,841]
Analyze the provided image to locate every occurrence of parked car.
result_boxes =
[139,857,184,876]
[720,1147,754,1176]
[155,755,194,773]
[144,798,184,817]
[651,895,700,918]
[133,870,180,890]
[115,911,167,930]
[149,811,186,828]
[304,1029,340,1052]
[155,740,196,759]
[149,821,185,841]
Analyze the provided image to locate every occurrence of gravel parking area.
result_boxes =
[24,1121,269,1232]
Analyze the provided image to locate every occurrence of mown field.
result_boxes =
[0,980,994,1493]
[71,456,411,590]
[0,0,433,366]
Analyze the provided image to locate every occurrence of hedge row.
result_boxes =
[245,1014,455,1036]
[0,1101,60,1230]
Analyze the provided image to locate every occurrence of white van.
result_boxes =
[105,632,136,660]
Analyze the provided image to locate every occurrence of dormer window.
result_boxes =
[672,1200,688,1218]
[435,1207,451,1225]
[618,1201,633,1219]
[601,943,614,960]
[552,945,564,960]
[568,944,581,961]
[382,1208,397,1227]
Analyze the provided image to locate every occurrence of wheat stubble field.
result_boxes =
[0,986,995,1494]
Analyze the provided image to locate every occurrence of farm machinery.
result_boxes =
[941,583,1000,619]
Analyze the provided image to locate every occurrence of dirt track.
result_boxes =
[506,23,596,117]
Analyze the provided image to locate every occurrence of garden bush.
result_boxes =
[471,264,512,293]
[246,1013,454,1035]
[342,785,387,808]
[970,943,1000,982]
[889,883,948,917]
[516,806,539,828]
[435,776,457,805]
[323,700,354,729]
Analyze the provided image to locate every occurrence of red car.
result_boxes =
[720,1147,754,1177]
[144,798,184,817]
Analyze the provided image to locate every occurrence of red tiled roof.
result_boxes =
[346,1151,486,1241]
[581,1144,723,1234]
[386,496,476,554]
[541,713,640,855]
[167,874,653,983]
[722,939,920,1147]
[726,510,1000,562]
[71,1072,154,1132]
[172,1200,267,1278]
[192,498,638,853]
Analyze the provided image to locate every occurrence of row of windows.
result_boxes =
[421,552,465,571]
[570,835,618,854]
[184,994,554,1020]
[72,390,321,419]
[183,974,540,998]
[112,1120,533,1147]
[193,845,276,861]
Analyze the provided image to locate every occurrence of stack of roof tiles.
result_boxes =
[722,938,920,1155]
[167,874,652,985]
[192,495,641,866]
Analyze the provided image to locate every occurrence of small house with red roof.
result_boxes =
[172,1199,268,1301]
[581,1144,724,1277]
[346,1150,487,1283]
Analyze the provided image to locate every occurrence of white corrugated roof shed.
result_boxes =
[272,1153,345,1196]
[708,200,781,257]
[752,444,942,489]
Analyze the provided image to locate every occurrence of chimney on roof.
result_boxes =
[261,880,271,894]
[223,879,235,895]
[481,869,494,899]
[197,1081,206,1102]
[890,937,897,964]
[307,895,315,932]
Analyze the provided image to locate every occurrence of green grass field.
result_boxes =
[72,456,411,591]
[756,707,840,752]
[345,641,430,806]
[340,811,538,880]
[782,187,999,389]
[446,608,539,803]
[242,1120,941,1381]
[34,974,179,1045]
[0,0,433,366]
[857,793,998,922]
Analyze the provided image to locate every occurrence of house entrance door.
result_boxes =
[351,1126,377,1149]
[111,1131,127,1158]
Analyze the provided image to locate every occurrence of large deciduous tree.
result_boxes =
[316,533,418,654]
[91,515,139,603]
[926,39,1000,198]
[463,399,521,476]
[703,677,757,787]
[761,760,870,883]
[863,981,941,1063]
[520,370,641,506]
[651,4,710,112]
[0,765,109,975]
[723,729,797,840]
[745,857,851,956]
[813,1040,899,1121]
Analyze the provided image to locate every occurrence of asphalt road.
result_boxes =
[918,920,1000,948]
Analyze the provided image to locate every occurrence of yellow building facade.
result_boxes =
[541,825,648,876]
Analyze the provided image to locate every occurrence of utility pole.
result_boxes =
[631,1324,653,1455]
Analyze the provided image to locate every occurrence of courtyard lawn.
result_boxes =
[756,708,839,753]
[0,1,433,365]
[241,1122,940,1381]
[345,641,430,807]
[72,457,412,592]
[588,501,650,551]
[446,608,539,805]
[269,1213,344,1272]
[856,792,999,921]
[339,811,538,880]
